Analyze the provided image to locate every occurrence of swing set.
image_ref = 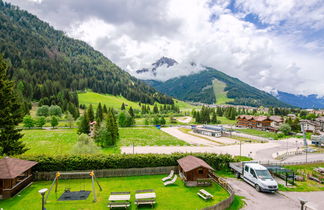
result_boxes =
[45,171,103,203]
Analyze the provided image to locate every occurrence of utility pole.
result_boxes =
[240,140,242,157]
[301,123,308,163]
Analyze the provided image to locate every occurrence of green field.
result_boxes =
[212,79,234,105]
[119,127,188,146]
[235,129,277,139]
[218,116,236,125]
[0,175,229,210]
[20,127,188,155]
[22,129,78,155]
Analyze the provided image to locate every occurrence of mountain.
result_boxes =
[136,56,177,75]
[0,1,174,107]
[145,67,290,107]
[276,91,324,109]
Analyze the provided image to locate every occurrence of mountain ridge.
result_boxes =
[144,67,291,107]
[0,1,173,106]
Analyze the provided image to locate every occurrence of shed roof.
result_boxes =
[177,156,214,172]
[0,157,37,179]
[269,116,283,122]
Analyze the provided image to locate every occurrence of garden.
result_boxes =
[278,163,324,192]
[0,175,230,210]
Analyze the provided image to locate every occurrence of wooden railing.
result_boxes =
[2,175,33,199]
[202,173,235,210]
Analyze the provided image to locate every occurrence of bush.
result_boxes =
[72,134,99,154]
[16,153,249,172]
[49,105,62,116]
[23,115,34,129]
[36,105,49,117]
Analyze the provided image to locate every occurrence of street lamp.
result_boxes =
[298,198,308,210]
[39,188,48,210]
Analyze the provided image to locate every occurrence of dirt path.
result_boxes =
[176,116,192,123]
[161,127,219,146]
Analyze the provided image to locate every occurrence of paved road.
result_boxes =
[281,191,324,210]
[226,178,299,210]
[282,153,324,163]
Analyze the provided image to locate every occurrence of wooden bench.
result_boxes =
[135,199,156,207]
[107,202,130,209]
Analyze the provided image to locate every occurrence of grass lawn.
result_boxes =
[22,129,78,155]
[218,116,236,125]
[212,79,234,105]
[119,127,189,146]
[235,129,278,139]
[278,163,324,192]
[0,175,229,210]
[21,129,119,155]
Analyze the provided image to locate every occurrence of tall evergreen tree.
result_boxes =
[96,102,103,122]
[103,104,108,114]
[153,104,159,114]
[129,106,134,118]
[0,55,27,155]
[78,110,90,134]
[121,102,126,110]
[87,104,94,122]
[211,111,218,124]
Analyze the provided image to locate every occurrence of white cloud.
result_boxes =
[4,0,324,96]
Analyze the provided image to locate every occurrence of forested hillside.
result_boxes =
[146,68,291,107]
[0,1,173,115]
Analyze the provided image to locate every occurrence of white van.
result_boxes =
[230,162,278,192]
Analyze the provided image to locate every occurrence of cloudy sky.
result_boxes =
[5,0,324,96]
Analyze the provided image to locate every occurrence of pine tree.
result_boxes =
[153,104,159,114]
[121,102,126,110]
[78,110,90,134]
[96,102,103,122]
[0,55,27,155]
[129,106,134,118]
[103,104,108,114]
[87,104,94,122]
[211,111,218,124]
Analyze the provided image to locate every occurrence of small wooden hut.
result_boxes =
[177,156,214,186]
[0,157,37,199]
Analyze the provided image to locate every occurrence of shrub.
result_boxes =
[36,105,49,117]
[23,115,34,129]
[16,153,249,172]
[72,134,99,154]
[49,105,62,116]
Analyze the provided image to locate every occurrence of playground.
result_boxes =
[0,174,229,210]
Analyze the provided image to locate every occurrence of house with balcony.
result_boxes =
[0,157,37,199]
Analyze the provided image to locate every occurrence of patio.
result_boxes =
[0,174,229,209]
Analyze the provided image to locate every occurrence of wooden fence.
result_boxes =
[34,166,178,181]
[202,173,235,210]
[259,159,324,166]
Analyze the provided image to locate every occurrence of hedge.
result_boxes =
[16,153,250,172]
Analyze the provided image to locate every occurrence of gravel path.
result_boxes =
[176,116,192,123]
[161,127,218,146]
[121,142,279,157]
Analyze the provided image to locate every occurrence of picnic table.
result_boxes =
[135,189,156,207]
[135,192,156,199]
[108,192,131,209]
[197,189,213,200]
[108,194,131,201]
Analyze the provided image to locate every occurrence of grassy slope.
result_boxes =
[78,91,196,111]
[212,79,234,104]
[119,127,189,146]
[0,175,229,210]
[78,91,142,110]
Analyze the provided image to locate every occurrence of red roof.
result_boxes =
[0,157,37,179]
[177,156,214,172]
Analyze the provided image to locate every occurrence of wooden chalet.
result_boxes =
[237,115,272,130]
[177,156,214,187]
[0,157,37,199]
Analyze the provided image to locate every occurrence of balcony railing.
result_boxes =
[2,175,33,199]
